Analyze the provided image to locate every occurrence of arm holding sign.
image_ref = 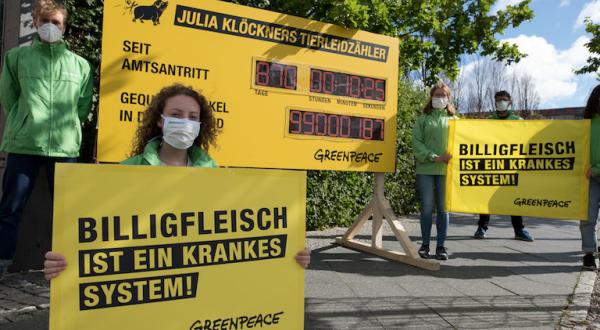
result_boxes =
[412,116,439,163]
[413,117,451,164]
[434,154,452,164]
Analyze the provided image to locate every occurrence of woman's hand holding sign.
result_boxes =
[44,251,67,280]
[434,154,452,164]
[295,247,311,268]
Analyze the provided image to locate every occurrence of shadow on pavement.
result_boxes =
[305,294,586,329]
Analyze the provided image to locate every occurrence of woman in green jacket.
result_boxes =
[122,83,218,167]
[412,82,456,260]
[580,84,600,270]
[43,84,311,278]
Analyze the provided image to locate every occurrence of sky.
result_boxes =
[460,0,599,109]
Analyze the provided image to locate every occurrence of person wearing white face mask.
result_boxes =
[412,82,457,260]
[473,90,534,242]
[0,0,93,279]
[123,84,217,167]
[42,84,311,279]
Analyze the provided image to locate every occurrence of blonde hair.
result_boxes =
[423,81,456,115]
[33,0,68,23]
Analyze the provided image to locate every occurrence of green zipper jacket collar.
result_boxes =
[31,37,67,54]
[120,138,217,168]
[488,110,522,120]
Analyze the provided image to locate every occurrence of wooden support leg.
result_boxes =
[342,199,375,241]
[372,205,383,249]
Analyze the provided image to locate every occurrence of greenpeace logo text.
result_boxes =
[190,311,284,330]
[513,198,572,208]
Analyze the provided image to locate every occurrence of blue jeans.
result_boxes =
[580,177,600,253]
[416,174,449,247]
[478,214,524,232]
[0,153,77,260]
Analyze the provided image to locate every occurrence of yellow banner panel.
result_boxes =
[98,0,399,172]
[50,164,306,330]
[446,120,589,220]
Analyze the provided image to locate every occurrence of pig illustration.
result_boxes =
[133,0,168,25]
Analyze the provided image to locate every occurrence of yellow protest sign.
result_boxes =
[446,120,589,220]
[97,0,399,172]
[50,164,306,330]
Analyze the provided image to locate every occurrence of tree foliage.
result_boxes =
[576,18,600,79]
[62,0,103,161]
[228,0,534,84]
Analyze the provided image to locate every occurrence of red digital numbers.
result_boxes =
[288,110,384,141]
[255,60,297,90]
[256,61,385,102]
[310,69,386,101]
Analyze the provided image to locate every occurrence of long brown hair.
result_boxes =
[131,84,218,156]
[584,84,600,119]
[423,82,456,115]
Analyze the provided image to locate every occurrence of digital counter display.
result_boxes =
[310,69,386,101]
[255,60,297,90]
[289,109,384,141]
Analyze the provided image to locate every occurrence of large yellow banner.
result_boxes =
[50,164,306,330]
[98,0,399,172]
[446,120,589,220]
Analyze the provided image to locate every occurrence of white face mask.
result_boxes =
[161,115,201,150]
[38,23,63,43]
[431,97,448,109]
[496,100,510,111]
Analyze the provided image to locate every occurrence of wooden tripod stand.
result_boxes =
[335,173,440,271]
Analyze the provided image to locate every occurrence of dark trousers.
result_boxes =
[0,153,77,260]
[478,214,524,232]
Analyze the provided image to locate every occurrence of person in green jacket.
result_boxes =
[473,91,534,242]
[580,84,600,270]
[412,82,456,260]
[42,84,311,279]
[0,0,93,277]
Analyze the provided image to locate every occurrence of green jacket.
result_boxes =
[412,108,456,175]
[591,115,600,177]
[0,38,93,157]
[121,138,217,168]
[488,110,523,120]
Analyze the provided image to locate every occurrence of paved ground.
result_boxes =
[304,214,595,329]
[0,213,596,329]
